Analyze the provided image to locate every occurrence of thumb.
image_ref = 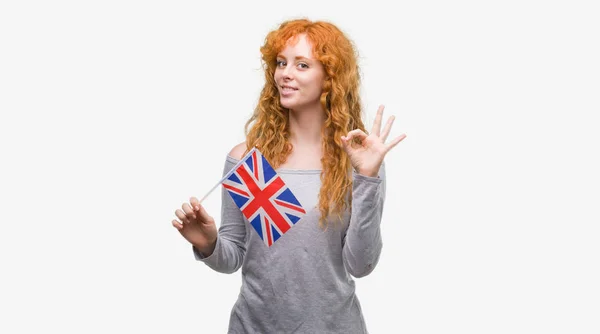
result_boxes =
[341,135,351,151]
[196,204,214,225]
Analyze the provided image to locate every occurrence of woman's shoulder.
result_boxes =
[228,141,247,161]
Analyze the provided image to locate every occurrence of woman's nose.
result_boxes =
[282,66,293,80]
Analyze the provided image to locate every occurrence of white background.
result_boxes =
[1,0,599,333]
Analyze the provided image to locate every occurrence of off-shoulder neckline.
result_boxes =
[226,155,322,175]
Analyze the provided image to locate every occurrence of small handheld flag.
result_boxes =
[219,147,307,246]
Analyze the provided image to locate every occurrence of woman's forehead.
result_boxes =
[278,34,316,58]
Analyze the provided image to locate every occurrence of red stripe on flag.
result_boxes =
[253,151,258,180]
[236,166,291,234]
[264,216,272,246]
[222,183,249,197]
[274,199,306,214]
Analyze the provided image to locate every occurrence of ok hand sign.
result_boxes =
[341,105,406,177]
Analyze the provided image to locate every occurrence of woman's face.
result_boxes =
[274,34,326,111]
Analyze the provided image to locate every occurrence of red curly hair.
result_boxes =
[243,18,367,228]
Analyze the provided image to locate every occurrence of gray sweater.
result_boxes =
[194,155,386,333]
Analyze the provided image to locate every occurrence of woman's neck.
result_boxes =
[288,105,326,149]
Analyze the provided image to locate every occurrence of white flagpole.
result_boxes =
[198,147,257,204]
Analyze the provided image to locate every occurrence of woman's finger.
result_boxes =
[175,209,189,224]
[380,116,395,142]
[370,105,385,136]
[343,129,368,143]
[172,220,183,230]
[190,197,200,210]
[182,203,196,220]
[342,129,367,152]
[196,203,212,224]
[384,134,407,152]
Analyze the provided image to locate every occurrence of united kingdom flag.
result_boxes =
[221,148,306,247]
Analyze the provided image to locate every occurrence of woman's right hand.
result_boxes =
[172,197,218,257]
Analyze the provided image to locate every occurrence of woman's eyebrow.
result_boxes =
[276,55,314,61]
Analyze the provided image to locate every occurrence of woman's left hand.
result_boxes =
[341,105,407,177]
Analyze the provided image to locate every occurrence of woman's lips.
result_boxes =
[280,86,297,97]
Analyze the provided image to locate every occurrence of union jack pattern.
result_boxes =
[222,148,306,247]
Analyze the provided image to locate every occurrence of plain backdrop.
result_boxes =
[1,0,599,333]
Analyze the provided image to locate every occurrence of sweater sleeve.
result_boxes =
[192,157,247,274]
[342,162,386,278]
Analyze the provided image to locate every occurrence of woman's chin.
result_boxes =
[279,99,295,109]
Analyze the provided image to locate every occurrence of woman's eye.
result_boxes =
[276,60,286,67]
[298,63,309,69]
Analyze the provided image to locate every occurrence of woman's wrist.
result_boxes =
[194,239,217,257]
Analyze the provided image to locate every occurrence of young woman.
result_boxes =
[172,18,406,333]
